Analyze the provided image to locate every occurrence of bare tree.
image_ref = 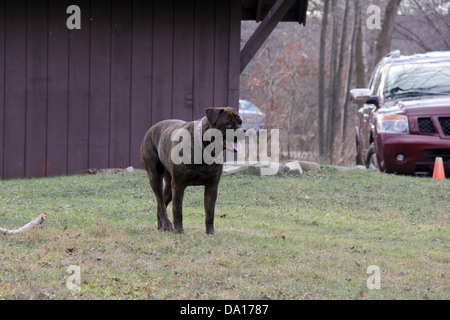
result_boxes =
[325,0,338,160]
[394,0,450,53]
[375,0,402,63]
[240,0,449,165]
[342,0,360,143]
[325,0,351,161]
[318,0,330,158]
[332,0,350,145]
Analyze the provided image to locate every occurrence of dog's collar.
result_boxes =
[197,117,206,151]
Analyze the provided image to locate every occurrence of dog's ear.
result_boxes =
[205,108,224,125]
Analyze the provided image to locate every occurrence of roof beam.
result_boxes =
[299,0,308,26]
[256,0,263,22]
[240,0,297,73]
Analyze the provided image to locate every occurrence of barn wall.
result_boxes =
[0,0,241,179]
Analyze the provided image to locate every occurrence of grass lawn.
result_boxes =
[0,167,448,300]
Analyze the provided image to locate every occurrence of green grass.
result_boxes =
[0,167,448,300]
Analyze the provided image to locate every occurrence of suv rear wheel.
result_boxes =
[366,143,379,171]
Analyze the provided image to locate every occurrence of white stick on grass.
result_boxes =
[0,213,48,235]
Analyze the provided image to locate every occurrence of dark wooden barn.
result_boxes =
[0,0,308,179]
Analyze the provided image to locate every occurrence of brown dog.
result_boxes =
[140,107,243,235]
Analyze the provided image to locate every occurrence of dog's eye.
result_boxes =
[226,121,234,128]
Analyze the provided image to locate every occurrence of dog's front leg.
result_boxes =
[172,183,185,234]
[204,184,218,235]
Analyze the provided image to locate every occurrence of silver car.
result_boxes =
[238,99,266,130]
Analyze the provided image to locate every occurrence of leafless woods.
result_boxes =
[240,0,450,163]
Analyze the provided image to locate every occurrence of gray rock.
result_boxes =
[248,162,281,176]
[284,161,303,175]
[298,161,321,172]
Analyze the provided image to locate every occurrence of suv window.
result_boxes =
[369,64,383,95]
[384,61,450,100]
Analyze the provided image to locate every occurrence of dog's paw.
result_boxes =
[174,228,184,234]
[158,220,174,232]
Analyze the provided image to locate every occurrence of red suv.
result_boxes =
[352,51,450,176]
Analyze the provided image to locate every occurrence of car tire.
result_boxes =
[366,143,379,171]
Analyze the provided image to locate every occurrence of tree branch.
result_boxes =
[394,24,433,52]
[0,213,48,235]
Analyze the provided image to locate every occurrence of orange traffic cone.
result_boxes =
[432,157,446,180]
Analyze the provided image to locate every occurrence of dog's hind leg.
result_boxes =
[146,163,174,232]
[171,182,186,234]
[163,170,172,207]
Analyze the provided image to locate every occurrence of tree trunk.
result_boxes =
[342,0,360,143]
[331,0,350,153]
[355,13,366,88]
[318,0,330,159]
[325,0,338,160]
[375,0,402,63]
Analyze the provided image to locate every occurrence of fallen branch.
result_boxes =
[0,213,48,235]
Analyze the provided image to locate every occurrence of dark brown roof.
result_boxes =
[241,0,308,25]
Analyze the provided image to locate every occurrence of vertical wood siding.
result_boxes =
[0,0,241,179]
[47,0,70,177]
[0,0,5,179]
[4,0,27,178]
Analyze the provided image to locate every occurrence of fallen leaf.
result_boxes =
[65,247,76,254]
[262,293,271,300]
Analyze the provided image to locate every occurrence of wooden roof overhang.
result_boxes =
[240,0,309,72]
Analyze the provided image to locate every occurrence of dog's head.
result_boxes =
[205,107,244,152]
